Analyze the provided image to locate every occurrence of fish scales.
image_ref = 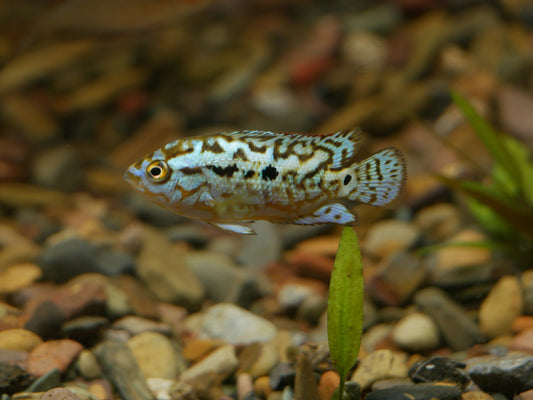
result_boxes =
[124,128,407,234]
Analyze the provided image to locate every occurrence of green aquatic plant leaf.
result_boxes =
[451,91,523,194]
[328,226,364,400]
[437,175,533,239]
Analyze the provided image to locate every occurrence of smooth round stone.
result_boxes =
[364,220,420,259]
[318,370,340,400]
[0,263,42,294]
[127,332,178,380]
[199,303,278,345]
[350,349,408,391]
[0,328,43,351]
[413,203,461,242]
[244,342,279,379]
[431,230,492,286]
[479,275,523,339]
[76,349,102,379]
[392,312,440,352]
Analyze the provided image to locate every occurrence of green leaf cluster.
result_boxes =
[327,226,364,400]
[437,92,533,263]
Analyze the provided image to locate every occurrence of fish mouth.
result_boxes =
[124,168,142,191]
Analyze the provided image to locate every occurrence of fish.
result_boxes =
[124,128,407,234]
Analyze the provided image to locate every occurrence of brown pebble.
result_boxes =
[517,388,533,400]
[318,370,340,400]
[28,339,84,377]
[183,338,222,362]
[461,390,495,399]
[253,376,272,398]
[40,388,81,400]
[512,316,533,333]
[0,328,43,351]
[510,329,533,353]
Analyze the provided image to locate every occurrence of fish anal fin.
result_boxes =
[211,221,256,235]
[293,203,357,225]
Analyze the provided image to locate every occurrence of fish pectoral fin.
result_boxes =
[199,191,216,207]
[211,221,256,235]
[293,203,357,225]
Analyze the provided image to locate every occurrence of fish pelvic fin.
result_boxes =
[347,147,407,206]
[211,221,256,235]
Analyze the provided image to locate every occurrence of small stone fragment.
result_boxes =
[414,287,483,351]
[0,362,35,395]
[466,353,533,398]
[409,356,470,389]
[294,352,320,400]
[27,339,84,377]
[180,344,239,382]
[350,349,408,391]
[127,331,178,380]
[40,387,82,400]
[318,370,340,400]
[0,263,42,294]
[94,340,154,400]
[364,383,461,400]
[479,275,523,339]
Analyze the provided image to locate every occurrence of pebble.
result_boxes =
[180,344,239,382]
[136,227,204,310]
[413,203,461,242]
[146,377,174,400]
[414,287,483,351]
[521,270,533,315]
[510,329,533,353]
[112,315,171,337]
[0,263,42,294]
[198,303,278,345]
[479,275,523,339]
[62,315,109,346]
[39,388,82,400]
[23,300,66,340]
[127,331,178,380]
[392,312,440,352]
[461,392,495,400]
[94,340,154,400]
[286,251,334,282]
[240,342,279,379]
[75,349,102,379]
[364,220,420,259]
[409,356,470,389]
[27,339,84,377]
[25,367,61,393]
[0,362,35,395]
[31,145,83,192]
[236,221,282,267]
[366,252,426,306]
[269,362,296,391]
[430,230,492,287]
[253,376,272,398]
[466,353,533,398]
[350,349,408,391]
[37,237,134,283]
[182,338,221,363]
[364,383,461,400]
[0,328,43,351]
[186,251,261,307]
[318,370,340,400]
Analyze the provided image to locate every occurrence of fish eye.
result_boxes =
[146,160,170,183]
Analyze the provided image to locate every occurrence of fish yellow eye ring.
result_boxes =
[146,160,170,183]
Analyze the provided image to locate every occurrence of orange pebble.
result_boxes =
[512,316,533,333]
[318,370,340,400]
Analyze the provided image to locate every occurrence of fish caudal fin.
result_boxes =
[348,147,406,206]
